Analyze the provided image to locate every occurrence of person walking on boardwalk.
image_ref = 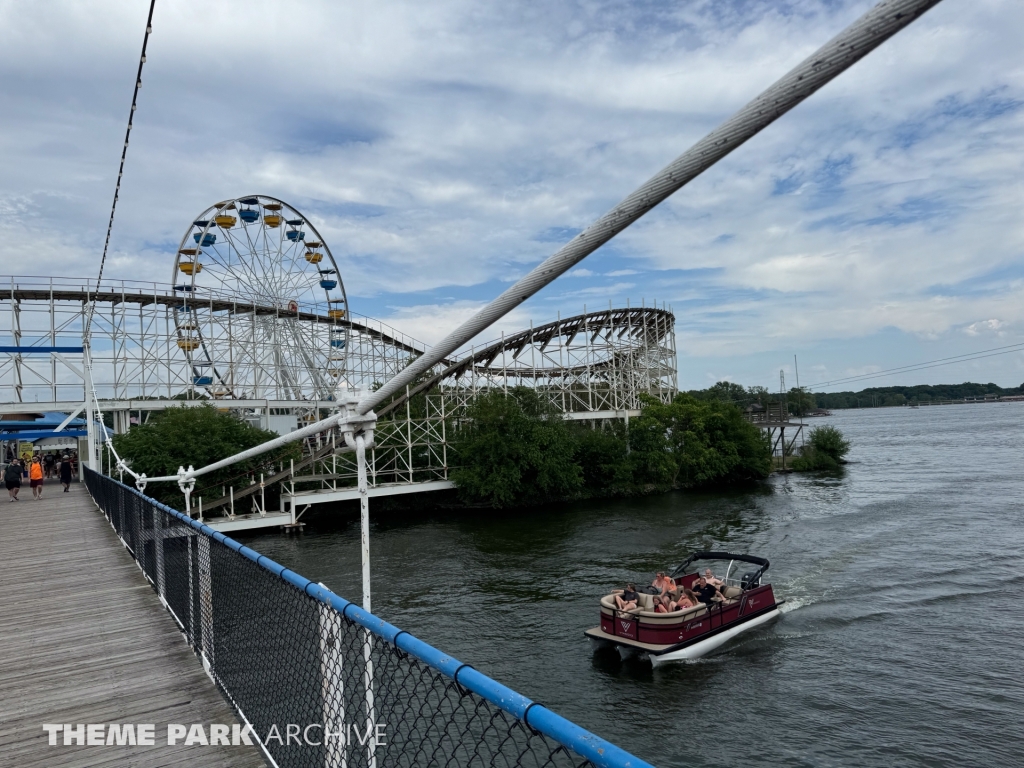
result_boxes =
[59,454,73,493]
[29,457,44,500]
[5,460,22,501]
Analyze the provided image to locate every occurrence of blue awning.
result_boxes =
[1,430,88,440]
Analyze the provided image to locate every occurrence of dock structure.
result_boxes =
[744,402,805,465]
[0,482,264,767]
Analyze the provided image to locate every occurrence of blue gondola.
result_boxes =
[331,339,346,349]
[194,233,216,246]
[286,219,304,226]
[239,209,259,223]
[320,279,337,290]
[173,284,194,292]
[193,375,213,386]
[194,220,210,227]
[287,230,305,242]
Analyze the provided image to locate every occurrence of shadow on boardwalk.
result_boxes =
[0,481,266,767]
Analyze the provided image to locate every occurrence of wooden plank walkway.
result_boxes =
[0,481,267,767]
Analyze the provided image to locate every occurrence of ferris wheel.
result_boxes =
[172,195,349,401]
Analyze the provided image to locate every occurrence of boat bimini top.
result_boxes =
[670,551,771,588]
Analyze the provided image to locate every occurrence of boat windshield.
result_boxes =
[671,552,770,589]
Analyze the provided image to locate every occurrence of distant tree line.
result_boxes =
[685,380,1024,413]
[810,382,1023,409]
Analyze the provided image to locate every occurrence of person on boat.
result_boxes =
[615,583,639,611]
[653,595,671,613]
[59,454,73,492]
[693,576,724,607]
[703,568,724,587]
[5,460,22,502]
[672,588,700,611]
[652,572,677,597]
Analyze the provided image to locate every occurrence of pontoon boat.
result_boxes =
[584,551,783,665]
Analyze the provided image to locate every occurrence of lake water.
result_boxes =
[242,403,1024,767]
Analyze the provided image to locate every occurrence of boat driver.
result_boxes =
[652,572,677,597]
[693,576,724,607]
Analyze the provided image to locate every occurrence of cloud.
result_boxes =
[964,319,1006,336]
[1,0,1022,391]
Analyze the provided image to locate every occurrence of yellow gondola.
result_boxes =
[305,251,323,264]
[179,248,198,256]
[215,202,236,210]
[305,240,323,248]
[328,309,345,320]
[264,214,283,228]
[263,202,282,211]
[178,261,202,275]
[327,367,343,378]
[215,215,236,228]
[177,337,200,351]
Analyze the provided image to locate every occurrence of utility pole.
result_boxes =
[795,355,805,448]
[779,370,786,471]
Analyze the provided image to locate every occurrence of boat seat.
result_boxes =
[634,603,707,622]
[722,586,743,599]
[601,592,643,614]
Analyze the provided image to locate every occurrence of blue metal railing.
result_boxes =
[84,468,653,768]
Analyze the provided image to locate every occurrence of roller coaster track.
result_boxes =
[194,305,676,514]
[4,286,437,361]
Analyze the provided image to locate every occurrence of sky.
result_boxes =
[1,0,1022,392]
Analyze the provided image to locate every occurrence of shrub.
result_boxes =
[112,404,299,507]
[809,425,850,462]
[791,425,850,471]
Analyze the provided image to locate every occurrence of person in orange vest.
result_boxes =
[29,456,44,500]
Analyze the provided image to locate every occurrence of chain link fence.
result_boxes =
[84,468,652,768]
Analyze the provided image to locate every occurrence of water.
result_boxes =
[241,404,1024,767]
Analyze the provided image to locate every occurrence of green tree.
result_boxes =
[690,380,747,404]
[112,404,299,507]
[451,388,583,507]
[572,422,631,494]
[787,387,816,416]
[628,394,772,488]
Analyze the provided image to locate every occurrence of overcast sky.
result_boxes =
[1,0,1022,391]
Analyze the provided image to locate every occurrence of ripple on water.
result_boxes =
[240,404,1024,768]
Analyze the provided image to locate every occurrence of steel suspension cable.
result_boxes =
[84,0,157,339]
[82,1,157,481]
[140,0,947,484]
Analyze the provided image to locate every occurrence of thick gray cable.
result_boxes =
[142,0,944,484]
[357,0,944,414]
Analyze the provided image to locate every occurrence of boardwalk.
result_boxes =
[0,481,266,767]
